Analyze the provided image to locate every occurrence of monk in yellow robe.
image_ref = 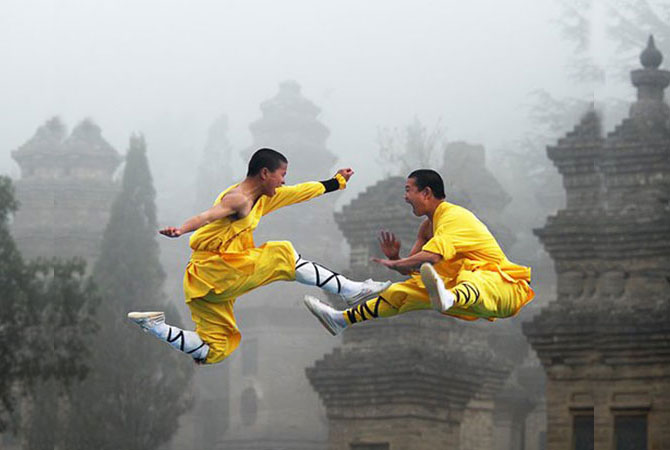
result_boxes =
[128,148,390,364]
[304,169,534,335]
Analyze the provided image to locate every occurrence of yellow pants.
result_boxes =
[186,241,296,364]
[347,269,533,324]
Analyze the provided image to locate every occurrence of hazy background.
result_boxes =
[3,1,668,448]
[0,0,600,208]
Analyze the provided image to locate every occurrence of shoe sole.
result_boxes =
[303,296,339,336]
[342,280,392,307]
[420,263,446,312]
[127,311,164,321]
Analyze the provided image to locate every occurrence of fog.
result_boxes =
[4,1,664,449]
[1,0,583,197]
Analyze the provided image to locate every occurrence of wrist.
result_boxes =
[334,173,347,190]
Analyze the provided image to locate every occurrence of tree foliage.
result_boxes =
[0,176,98,438]
[557,0,669,81]
[62,134,194,450]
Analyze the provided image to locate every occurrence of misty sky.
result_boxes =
[0,0,610,203]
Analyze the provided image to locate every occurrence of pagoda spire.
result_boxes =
[629,35,670,122]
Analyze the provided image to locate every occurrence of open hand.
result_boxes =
[159,226,183,238]
[378,230,400,260]
[335,168,354,181]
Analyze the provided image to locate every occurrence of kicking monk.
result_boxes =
[304,169,534,334]
[128,148,390,364]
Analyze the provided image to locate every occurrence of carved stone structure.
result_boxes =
[440,141,514,249]
[524,37,670,450]
[310,146,541,449]
[245,80,345,264]
[11,118,121,263]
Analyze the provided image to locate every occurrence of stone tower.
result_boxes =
[524,36,670,450]
[11,118,121,263]
[244,80,344,263]
[309,146,541,450]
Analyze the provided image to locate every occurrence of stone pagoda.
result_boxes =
[309,145,542,449]
[245,80,336,177]
[11,118,121,263]
[244,80,344,263]
[524,36,670,450]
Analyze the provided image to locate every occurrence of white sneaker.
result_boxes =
[340,279,392,306]
[127,311,165,332]
[420,263,454,312]
[304,295,347,336]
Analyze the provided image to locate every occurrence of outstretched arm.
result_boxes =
[159,193,243,238]
[261,168,353,216]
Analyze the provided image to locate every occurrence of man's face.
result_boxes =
[404,177,426,216]
[262,162,287,196]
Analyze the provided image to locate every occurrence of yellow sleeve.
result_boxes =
[260,174,347,216]
[422,227,456,260]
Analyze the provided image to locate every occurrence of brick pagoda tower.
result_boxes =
[524,36,670,450]
[11,118,121,263]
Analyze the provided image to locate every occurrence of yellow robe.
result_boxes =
[380,201,534,321]
[185,175,346,364]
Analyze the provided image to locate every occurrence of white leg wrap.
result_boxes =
[142,315,209,363]
[161,325,209,362]
[294,253,361,296]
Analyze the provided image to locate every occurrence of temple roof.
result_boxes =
[12,117,67,159]
[13,118,121,168]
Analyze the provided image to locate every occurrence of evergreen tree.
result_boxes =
[0,176,98,443]
[0,175,33,436]
[63,134,194,450]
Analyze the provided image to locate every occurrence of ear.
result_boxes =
[259,167,269,180]
[423,187,434,199]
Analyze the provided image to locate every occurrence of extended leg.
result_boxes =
[304,276,441,334]
[293,250,391,304]
[127,311,210,363]
[303,294,401,335]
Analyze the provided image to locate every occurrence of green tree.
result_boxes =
[0,176,98,445]
[63,134,194,450]
[0,176,28,433]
